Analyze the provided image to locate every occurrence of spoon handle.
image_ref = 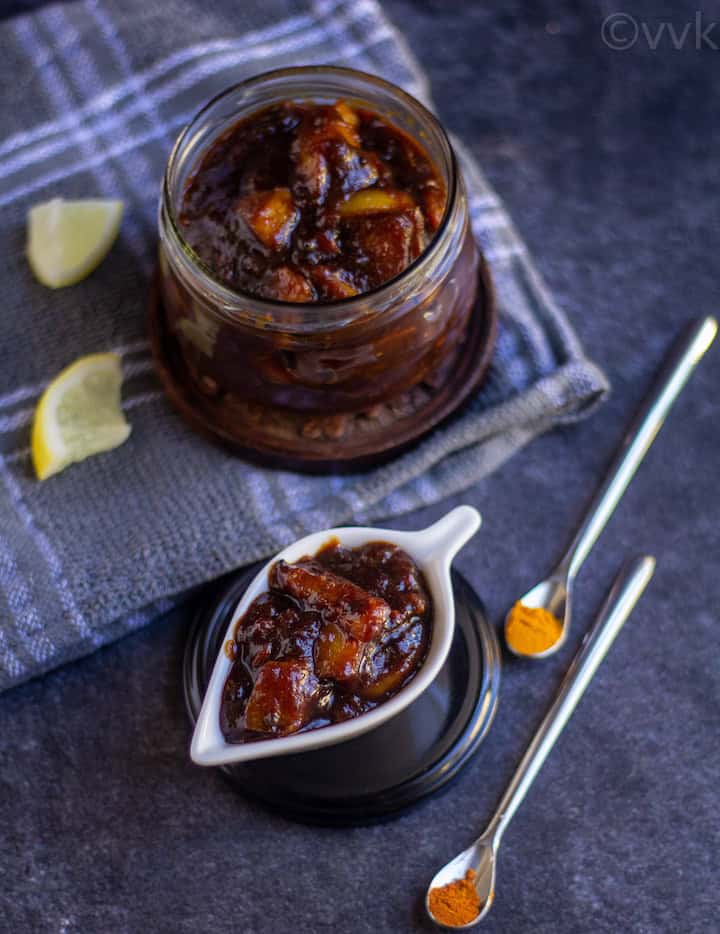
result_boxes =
[487,555,655,845]
[562,316,716,580]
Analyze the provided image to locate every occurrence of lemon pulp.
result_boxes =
[31,353,131,480]
[27,197,123,288]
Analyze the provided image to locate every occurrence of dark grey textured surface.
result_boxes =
[1,2,718,932]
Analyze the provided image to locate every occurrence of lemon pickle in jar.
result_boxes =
[178,100,446,302]
[157,68,488,446]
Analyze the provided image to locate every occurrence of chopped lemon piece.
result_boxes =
[31,353,131,480]
[27,197,123,288]
[338,188,415,217]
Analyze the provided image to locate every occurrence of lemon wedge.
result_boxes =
[27,197,124,288]
[31,353,131,480]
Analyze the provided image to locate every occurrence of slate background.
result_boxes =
[1,1,718,932]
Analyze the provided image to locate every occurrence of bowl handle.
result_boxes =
[417,505,481,565]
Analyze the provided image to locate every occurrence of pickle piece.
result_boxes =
[359,620,426,700]
[292,104,361,202]
[244,659,319,735]
[314,622,365,682]
[309,265,359,300]
[325,102,361,148]
[335,146,379,194]
[333,100,359,127]
[338,188,415,216]
[236,187,299,250]
[220,658,254,740]
[270,559,390,642]
[294,146,330,204]
[237,592,302,668]
[347,212,419,286]
[423,183,446,231]
[259,265,314,302]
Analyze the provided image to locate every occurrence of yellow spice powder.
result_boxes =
[505,601,562,655]
[428,869,481,927]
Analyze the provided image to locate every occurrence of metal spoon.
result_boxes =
[505,315,716,658]
[426,555,656,928]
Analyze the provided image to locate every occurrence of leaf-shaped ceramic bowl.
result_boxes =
[191,505,481,766]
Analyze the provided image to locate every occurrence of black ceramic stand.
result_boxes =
[183,567,501,824]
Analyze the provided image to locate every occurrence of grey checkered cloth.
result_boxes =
[0,0,607,692]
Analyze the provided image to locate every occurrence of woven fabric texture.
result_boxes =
[0,0,607,691]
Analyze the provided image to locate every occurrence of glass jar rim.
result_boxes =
[161,65,459,326]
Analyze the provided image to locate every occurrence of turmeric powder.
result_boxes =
[428,868,481,927]
[505,601,562,655]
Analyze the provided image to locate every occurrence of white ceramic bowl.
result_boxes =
[191,505,481,766]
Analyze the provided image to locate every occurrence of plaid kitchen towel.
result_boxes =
[0,0,608,692]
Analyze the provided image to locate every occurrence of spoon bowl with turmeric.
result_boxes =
[504,315,716,659]
[426,839,496,928]
[504,573,569,659]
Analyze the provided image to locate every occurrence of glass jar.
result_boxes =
[157,66,482,423]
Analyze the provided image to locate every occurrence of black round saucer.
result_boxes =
[183,567,501,825]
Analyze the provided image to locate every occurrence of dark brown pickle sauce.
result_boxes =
[220,540,432,743]
[179,100,447,302]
